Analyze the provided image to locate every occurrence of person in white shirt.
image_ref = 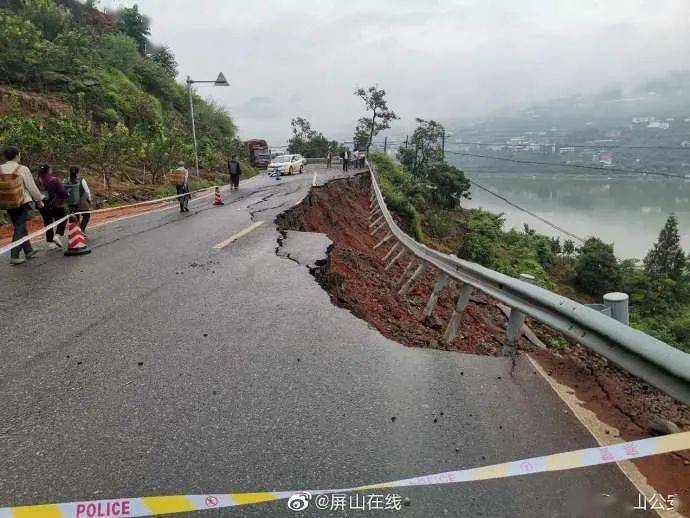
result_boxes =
[1,146,43,265]
[175,161,190,212]
[342,149,350,172]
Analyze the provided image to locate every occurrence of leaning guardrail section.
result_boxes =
[365,159,690,404]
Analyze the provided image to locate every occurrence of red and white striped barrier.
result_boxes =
[64,218,91,256]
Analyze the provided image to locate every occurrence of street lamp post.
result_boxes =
[185,72,229,176]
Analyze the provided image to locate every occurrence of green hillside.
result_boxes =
[0,0,244,187]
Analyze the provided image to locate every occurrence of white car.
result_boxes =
[267,154,306,176]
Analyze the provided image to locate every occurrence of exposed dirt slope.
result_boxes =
[277,173,690,514]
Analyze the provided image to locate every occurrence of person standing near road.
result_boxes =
[326,147,332,169]
[175,161,190,212]
[66,166,92,232]
[227,155,241,191]
[342,148,350,172]
[0,146,44,264]
[359,149,366,169]
[37,164,69,249]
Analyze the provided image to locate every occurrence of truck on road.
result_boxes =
[245,139,271,169]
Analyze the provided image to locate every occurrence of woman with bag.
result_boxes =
[65,166,92,232]
[0,146,43,265]
[36,164,69,250]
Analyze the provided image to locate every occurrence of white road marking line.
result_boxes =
[212,221,264,250]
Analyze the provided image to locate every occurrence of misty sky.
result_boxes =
[100,0,690,145]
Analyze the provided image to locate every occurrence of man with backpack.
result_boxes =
[0,146,43,265]
[65,166,92,232]
[173,161,190,212]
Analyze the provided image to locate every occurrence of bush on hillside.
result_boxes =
[574,238,620,296]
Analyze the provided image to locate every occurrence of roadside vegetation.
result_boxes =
[286,117,344,158]
[370,117,690,353]
[0,0,255,224]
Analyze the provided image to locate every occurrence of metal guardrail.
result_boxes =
[364,158,690,404]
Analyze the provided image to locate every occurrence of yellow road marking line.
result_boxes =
[212,221,264,250]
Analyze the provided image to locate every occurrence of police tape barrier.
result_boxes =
[1,431,688,517]
[0,185,221,257]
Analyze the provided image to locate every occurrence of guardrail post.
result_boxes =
[398,258,416,286]
[604,292,629,325]
[370,221,386,236]
[374,232,393,250]
[398,263,428,297]
[424,272,448,318]
[385,248,407,271]
[369,207,382,221]
[441,284,473,343]
[506,274,535,344]
[369,215,384,229]
[382,242,400,262]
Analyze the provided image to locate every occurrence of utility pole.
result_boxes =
[441,129,446,160]
[186,76,200,177]
[185,72,229,176]
[384,136,388,154]
[405,135,409,150]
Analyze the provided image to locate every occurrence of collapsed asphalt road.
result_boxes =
[0,166,639,517]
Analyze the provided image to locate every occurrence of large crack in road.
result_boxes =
[274,171,690,507]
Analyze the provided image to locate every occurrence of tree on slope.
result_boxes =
[115,4,150,54]
[354,85,398,152]
[575,237,620,296]
[644,214,686,281]
[397,118,445,178]
[149,45,177,77]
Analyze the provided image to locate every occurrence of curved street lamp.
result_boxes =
[186,72,230,176]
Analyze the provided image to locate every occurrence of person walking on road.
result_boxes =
[37,164,69,249]
[1,146,44,264]
[175,161,190,212]
[326,147,332,169]
[66,166,92,232]
[228,156,241,191]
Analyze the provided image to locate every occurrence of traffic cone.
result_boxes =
[213,188,224,205]
[64,217,91,256]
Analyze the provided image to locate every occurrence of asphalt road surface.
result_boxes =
[1,165,640,517]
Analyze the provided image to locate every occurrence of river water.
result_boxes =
[459,172,690,259]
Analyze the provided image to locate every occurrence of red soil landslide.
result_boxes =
[278,173,690,515]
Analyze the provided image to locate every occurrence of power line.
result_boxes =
[448,141,690,151]
[372,137,690,152]
[467,179,586,243]
[446,150,688,179]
